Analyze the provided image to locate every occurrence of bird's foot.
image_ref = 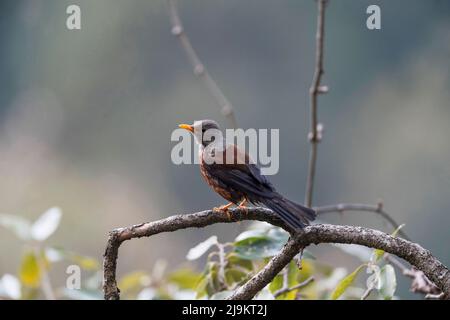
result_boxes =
[213,202,234,220]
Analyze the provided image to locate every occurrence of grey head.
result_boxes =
[193,119,221,147]
[179,119,222,147]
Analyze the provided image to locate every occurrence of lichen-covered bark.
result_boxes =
[102,231,121,300]
[228,224,450,300]
[102,207,450,300]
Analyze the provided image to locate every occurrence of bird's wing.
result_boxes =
[204,143,276,198]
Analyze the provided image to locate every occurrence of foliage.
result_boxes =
[330,225,404,300]
[0,210,403,300]
[0,208,100,300]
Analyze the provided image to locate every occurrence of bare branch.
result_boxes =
[217,242,227,290]
[316,201,432,298]
[102,207,450,300]
[166,0,237,128]
[273,277,314,298]
[426,292,445,300]
[305,0,328,207]
[316,202,410,240]
[361,287,373,300]
[228,218,450,300]
[274,266,290,297]
[385,254,442,298]
[271,250,313,299]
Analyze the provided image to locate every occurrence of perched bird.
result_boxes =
[179,119,316,230]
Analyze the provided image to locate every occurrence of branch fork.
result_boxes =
[102,207,450,300]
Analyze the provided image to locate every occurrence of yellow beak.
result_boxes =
[179,123,194,132]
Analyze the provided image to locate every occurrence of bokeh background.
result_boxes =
[1,0,449,299]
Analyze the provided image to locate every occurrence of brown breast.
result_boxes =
[199,148,243,204]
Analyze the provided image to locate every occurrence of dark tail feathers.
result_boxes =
[260,195,316,230]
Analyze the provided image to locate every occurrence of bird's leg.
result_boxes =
[237,198,248,208]
[213,202,234,220]
[237,198,248,215]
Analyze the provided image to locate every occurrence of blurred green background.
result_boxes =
[0,0,449,299]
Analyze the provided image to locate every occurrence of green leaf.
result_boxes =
[330,264,366,300]
[186,236,218,261]
[372,224,405,262]
[233,228,289,260]
[225,268,248,285]
[0,214,31,240]
[234,239,285,260]
[269,271,283,294]
[205,262,221,296]
[223,252,253,286]
[234,240,277,260]
[168,268,202,290]
[31,207,62,241]
[195,276,209,299]
[235,229,270,242]
[19,251,41,288]
[301,259,316,276]
[379,264,396,300]
[195,262,221,298]
[226,252,254,270]
[235,227,289,244]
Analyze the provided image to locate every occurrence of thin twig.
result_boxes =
[276,267,290,296]
[361,287,373,300]
[274,277,314,298]
[385,254,442,298]
[305,0,328,207]
[426,292,445,300]
[217,243,227,289]
[316,202,410,240]
[102,207,450,300]
[167,0,237,128]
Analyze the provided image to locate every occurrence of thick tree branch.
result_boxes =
[102,207,450,300]
[305,0,328,207]
[228,235,304,300]
[228,220,450,300]
[167,0,237,128]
